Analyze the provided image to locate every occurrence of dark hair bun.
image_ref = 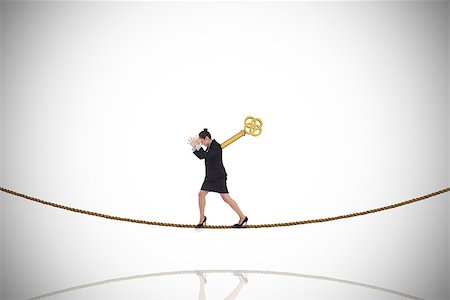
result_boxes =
[199,128,211,139]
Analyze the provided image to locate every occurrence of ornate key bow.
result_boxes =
[221,116,263,149]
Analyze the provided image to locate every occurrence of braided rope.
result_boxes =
[1,186,448,229]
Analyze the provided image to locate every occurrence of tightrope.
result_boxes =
[1,186,448,229]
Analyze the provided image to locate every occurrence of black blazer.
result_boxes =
[194,139,227,179]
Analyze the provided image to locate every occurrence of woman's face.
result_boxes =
[200,137,211,146]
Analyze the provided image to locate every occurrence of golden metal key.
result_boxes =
[221,116,263,149]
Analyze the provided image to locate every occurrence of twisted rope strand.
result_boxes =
[1,186,448,229]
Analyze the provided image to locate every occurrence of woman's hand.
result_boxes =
[188,136,200,147]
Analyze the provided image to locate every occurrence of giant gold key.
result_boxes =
[221,116,263,149]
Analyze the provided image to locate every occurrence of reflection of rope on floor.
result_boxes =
[29,269,423,300]
[1,186,448,229]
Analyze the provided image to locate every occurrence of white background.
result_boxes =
[1,1,448,299]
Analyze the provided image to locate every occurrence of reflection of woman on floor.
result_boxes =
[196,272,248,300]
[188,129,248,227]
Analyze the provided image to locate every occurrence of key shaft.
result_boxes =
[221,130,245,149]
[221,116,263,149]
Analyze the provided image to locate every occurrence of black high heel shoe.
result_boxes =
[233,216,248,227]
[196,216,207,227]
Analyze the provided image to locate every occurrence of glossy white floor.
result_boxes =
[1,1,449,299]
[1,190,448,299]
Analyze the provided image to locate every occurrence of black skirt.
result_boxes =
[201,176,228,193]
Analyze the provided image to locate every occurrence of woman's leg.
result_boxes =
[220,193,245,222]
[224,273,247,300]
[198,190,208,224]
[197,272,206,300]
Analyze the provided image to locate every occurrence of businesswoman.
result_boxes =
[188,128,248,227]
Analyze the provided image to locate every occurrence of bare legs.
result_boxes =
[198,190,208,225]
[224,273,248,300]
[197,272,206,300]
[220,193,245,223]
[198,190,246,224]
[197,272,247,300]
